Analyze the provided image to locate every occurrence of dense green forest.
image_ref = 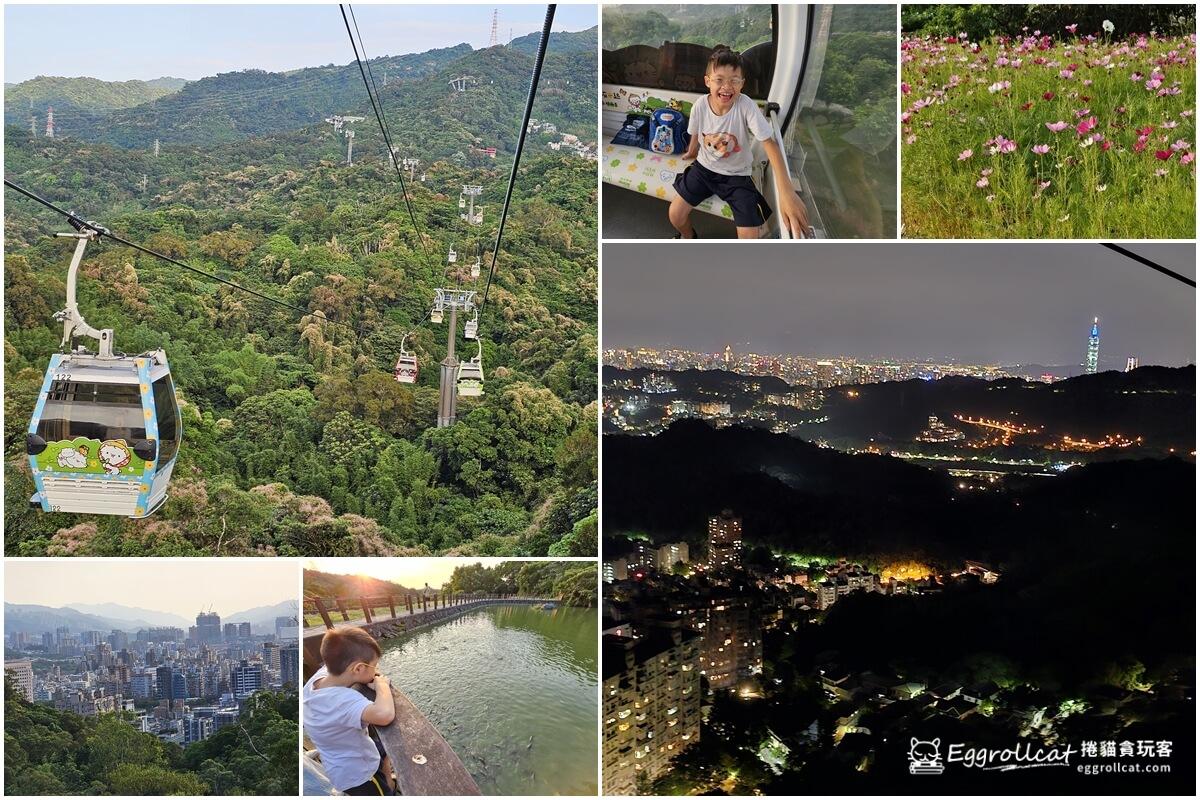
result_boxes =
[447,560,597,607]
[3,680,298,796]
[4,37,598,558]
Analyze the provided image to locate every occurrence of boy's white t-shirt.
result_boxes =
[688,93,772,176]
[303,666,380,791]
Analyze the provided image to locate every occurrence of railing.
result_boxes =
[303,593,539,630]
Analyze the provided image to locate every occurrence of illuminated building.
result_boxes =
[697,596,762,690]
[706,510,743,571]
[915,415,965,443]
[1085,317,1100,374]
[723,344,732,368]
[602,625,701,795]
[1126,356,1139,372]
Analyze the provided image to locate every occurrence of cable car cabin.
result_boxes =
[457,358,484,398]
[471,258,481,279]
[600,4,897,239]
[464,318,478,340]
[458,195,466,209]
[447,247,458,264]
[431,308,444,324]
[26,349,181,518]
[394,354,419,384]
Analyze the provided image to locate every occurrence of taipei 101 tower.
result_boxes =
[1085,317,1100,374]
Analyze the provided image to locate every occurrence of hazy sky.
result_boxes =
[305,558,546,588]
[5,560,296,617]
[603,243,1197,367]
[4,4,595,83]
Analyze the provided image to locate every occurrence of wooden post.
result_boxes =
[313,597,335,630]
[360,597,373,624]
[335,597,351,622]
[421,594,428,613]
[406,594,413,614]
[388,595,397,619]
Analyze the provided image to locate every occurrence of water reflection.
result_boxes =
[378,605,597,795]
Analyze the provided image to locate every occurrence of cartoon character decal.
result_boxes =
[57,445,90,470]
[701,132,742,160]
[650,125,675,154]
[98,440,133,476]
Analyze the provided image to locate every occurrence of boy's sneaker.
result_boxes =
[672,230,701,240]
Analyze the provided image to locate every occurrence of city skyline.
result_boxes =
[4,4,596,83]
[603,243,1196,368]
[4,561,295,619]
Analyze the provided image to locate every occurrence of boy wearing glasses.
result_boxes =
[669,45,810,239]
[303,628,397,795]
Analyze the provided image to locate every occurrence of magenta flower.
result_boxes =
[1031,144,1050,155]
[1065,24,1078,34]
[1155,150,1172,160]
[1059,69,1074,79]
[958,149,973,161]
[1046,121,1070,133]
[901,82,911,95]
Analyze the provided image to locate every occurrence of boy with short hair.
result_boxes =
[303,628,397,795]
[669,45,811,239]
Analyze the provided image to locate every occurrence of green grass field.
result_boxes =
[902,30,1195,238]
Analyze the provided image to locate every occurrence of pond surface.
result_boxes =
[378,604,597,795]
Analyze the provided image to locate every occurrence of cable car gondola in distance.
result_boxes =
[457,342,484,397]
[26,229,182,518]
[394,333,419,384]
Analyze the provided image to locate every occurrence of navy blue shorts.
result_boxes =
[673,161,772,228]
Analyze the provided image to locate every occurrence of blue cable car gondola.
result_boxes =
[25,229,182,518]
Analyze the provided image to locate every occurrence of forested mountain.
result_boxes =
[4,76,187,133]
[11,35,596,148]
[4,34,598,558]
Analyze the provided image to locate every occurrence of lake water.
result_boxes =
[378,604,597,795]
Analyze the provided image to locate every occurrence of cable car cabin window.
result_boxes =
[603,4,776,99]
[36,381,146,444]
[783,4,897,238]
[152,375,181,463]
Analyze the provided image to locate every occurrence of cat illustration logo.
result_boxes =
[57,444,90,470]
[908,738,944,775]
[98,440,132,476]
[702,132,742,160]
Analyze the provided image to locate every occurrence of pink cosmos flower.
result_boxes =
[1155,150,1172,160]
[1046,121,1070,133]
[1059,69,1074,79]
[1170,139,1190,151]
[988,81,1011,93]
[905,134,917,145]
[1100,140,1112,151]
[976,177,989,188]
[1182,152,1195,165]
[1130,72,1144,81]
[1075,116,1097,135]
[1065,24,1078,34]
[958,149,973,161]
[1031,144,1050,154]
[980,168,993,177]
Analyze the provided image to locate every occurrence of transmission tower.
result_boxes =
[488,8,499,47]
[139,175,148,193]
[461,185,483,226]
[154,138,160,157]
[344,129,356,165]
[30,115,37,136]
[45,106,54,138]
[431,288,477,427]
[401,157,420,182]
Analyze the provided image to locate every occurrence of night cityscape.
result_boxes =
[601,243,1195,794]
